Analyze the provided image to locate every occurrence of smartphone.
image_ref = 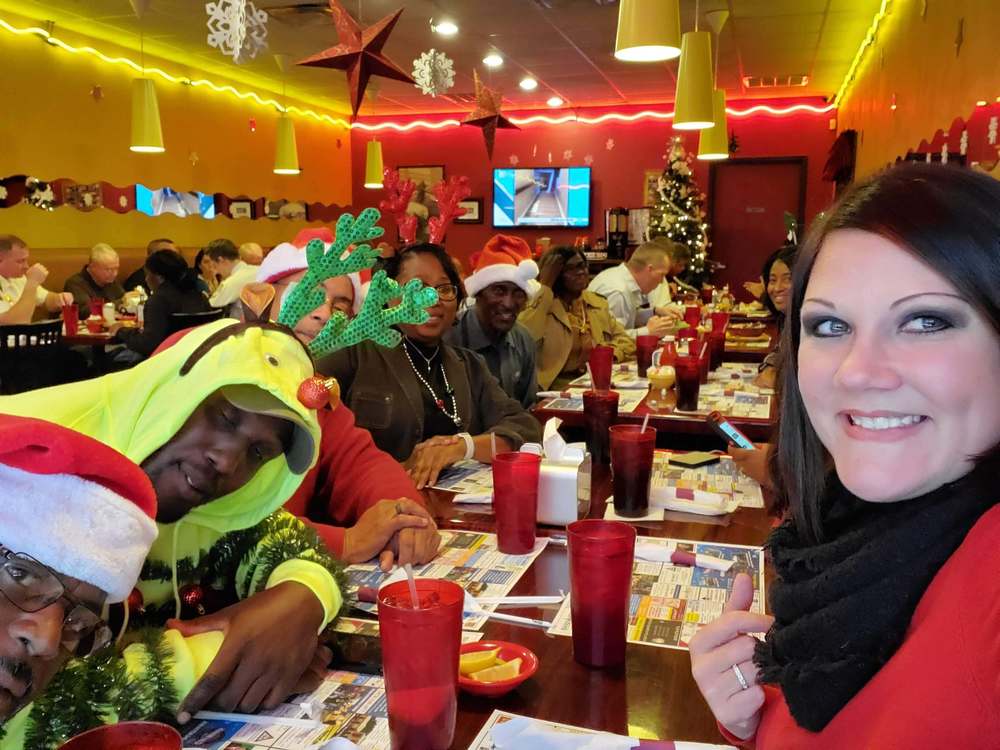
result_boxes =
[706,411,756,450]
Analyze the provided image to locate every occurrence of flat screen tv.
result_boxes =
[493,166,591,228]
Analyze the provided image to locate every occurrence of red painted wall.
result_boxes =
[349,98,837,270]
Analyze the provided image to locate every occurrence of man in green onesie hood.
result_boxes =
[0,319,344,748]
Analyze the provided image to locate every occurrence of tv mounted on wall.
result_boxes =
[492,166,591,228]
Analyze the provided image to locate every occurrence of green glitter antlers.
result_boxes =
[276,207,439,359]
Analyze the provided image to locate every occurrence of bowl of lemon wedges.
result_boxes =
[458,640,539,697]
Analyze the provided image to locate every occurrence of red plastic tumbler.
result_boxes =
[583,390,620,466]
[675,355,702,411]
[492,452,541,554]
[61,304,79,335]
[610,425,656,518]
[588,345,614,391]
[635,334,659,378]
[58,723,181,750]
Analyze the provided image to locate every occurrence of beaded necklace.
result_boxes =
[402,337,463,429]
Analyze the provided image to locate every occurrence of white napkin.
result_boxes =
[491,717,639,749]
[535,418,585,463]
[635,542,735,572]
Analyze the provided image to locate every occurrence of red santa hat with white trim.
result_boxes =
[0,415,158,603]
[463,234,540,298]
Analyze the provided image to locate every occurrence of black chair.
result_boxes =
[0,320,88,394]
[167,308,225,335]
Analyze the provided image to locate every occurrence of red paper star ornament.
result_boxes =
[297,0,414,117]
[462,70,520,159]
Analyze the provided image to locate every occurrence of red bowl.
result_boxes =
[458,640,538,697]
[57,722,181,750]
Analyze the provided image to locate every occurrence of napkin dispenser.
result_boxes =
[521,418,591,526]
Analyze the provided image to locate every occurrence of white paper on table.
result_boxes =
[650,486,739,516]
[603,498,665,523]
[634,540,736,571]
[491,716,639,749]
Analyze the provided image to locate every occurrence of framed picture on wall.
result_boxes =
[628,207,651,244]
[643,169,664,206]
[229,200,253,219]
[397,165,445,242]
[456,198,483,224]
[398,165,444,193]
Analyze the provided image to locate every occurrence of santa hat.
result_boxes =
[0,416,158,603]
[463,234,540,298]
[257,239,364,315]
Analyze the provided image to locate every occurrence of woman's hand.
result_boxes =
[169,581,326,722]
[727,444,772,489]
[342,498,440,571]
[743,279,765,300]
[689,573,774,741]
[537,253,565,289]
[404,435,465,489]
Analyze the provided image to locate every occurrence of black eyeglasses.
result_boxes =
[431,283,460,302]
[0,547,112,657]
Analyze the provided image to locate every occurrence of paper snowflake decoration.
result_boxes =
[118,195,129,209]
[412,49,455,97]
[606,138,615,150]
[24,178,55,211]
[508,154,520,166]
[205,0,268,64]
[562,149,573,161]
[583,154,594,165]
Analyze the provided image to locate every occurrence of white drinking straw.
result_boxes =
[641,413,650,434]
[403,563,419,609]
[490,431,497,459]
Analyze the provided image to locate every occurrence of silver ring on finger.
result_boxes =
[395,502,404,516]
[732,663,750,691]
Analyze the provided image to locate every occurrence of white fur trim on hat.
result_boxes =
[464,258,540,298]
[0,464,159,602]
[257,242,308,284]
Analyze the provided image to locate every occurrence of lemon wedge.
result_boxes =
[470,657,522,683]
[459,647,501,676]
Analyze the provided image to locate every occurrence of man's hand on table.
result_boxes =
[404,435,465,490]
[169,581,325,722]
[342,498,441,571]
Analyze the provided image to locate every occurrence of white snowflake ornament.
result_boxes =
[205,0,268,64]
[412,49,455,97]
[118,195,129,209]
[508,154,520,166]
[583,154,594,166]
[562,149,573,161]
[606,138,615,151]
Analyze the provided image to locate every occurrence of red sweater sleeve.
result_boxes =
[284,404,424,557]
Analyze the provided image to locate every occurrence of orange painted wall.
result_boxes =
[838,0,1000,177]
[0,12,352,256]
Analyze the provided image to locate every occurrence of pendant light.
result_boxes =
[130,22,164,152]
[273,114,300,174]
[614,0,681,62]
[364,140,384,189]
[273,55,300,175]
[673,1,715,131]
[698,11,730,160]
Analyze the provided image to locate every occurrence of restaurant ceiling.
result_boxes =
[0,0,883,116]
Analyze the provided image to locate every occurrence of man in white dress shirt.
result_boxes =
[587,241,681,338]
[0,235,73,324]
[207,238,259,314]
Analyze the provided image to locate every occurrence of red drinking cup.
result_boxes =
[378,579,464,750]
[697,339,710,384]
[568,519,636,668]
[709,311,731,332]
[588,345,614,391]
[88,298,104,318]
[610,425,656,518]
[61,304,79,335]
[708,330,726,370]
[492,452,541,554]
[583,389,619,466]
[684,304,701,328]
[675,355,701,411]
[58,722,181,750]
[635,334,659,378]
[700,285,714,304]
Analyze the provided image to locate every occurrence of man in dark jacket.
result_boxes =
[63,243,125,309]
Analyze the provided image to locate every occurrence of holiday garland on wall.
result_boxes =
[647,136,711,283]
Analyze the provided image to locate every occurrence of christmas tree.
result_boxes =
[648,136,711,284]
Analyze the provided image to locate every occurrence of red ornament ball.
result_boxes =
[127,588,144,613]
[297,376,341,410]
[180,584,204,609]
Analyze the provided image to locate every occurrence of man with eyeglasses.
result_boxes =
[0,415,158,731]
[446,235,540,408]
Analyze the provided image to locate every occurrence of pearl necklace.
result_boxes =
[402,338,463,429]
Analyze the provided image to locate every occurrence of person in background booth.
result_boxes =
[207,239,256,313]
[317,242,540,489]
[122,238,176,293]
[194,248,218,296]
[588,240,681,338]
[519,245,634,390]
[689,163,1000,748]
[0,235,73,325]
[63,243,125,310]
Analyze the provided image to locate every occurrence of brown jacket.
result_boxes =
[518,286,636,389]
[316,340,541,462]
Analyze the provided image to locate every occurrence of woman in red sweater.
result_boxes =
[690,163,1000,747]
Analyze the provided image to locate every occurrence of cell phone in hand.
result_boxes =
[706,411,756,450]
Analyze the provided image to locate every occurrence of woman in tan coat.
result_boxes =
[519,246,635,389]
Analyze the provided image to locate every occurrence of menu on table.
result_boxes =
[333,616,484,644]
[345,531,548,630]
[547,537,766,651]
[568,363,648,390]
[180,669,389,749]
[541,387,646,414]
[431,459,494,495]
[653,451,765,510]
[467,710,736,749]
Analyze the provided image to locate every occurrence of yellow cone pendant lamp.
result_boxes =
[615,0,681,62]
[697,89,729,160]
[273,114,300,175]
[364,140,384,189]
[673,30,715,130]
[130,78,164,153]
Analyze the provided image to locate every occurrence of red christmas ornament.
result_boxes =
[127,588,144,614]
[298,376,341,410]
[462,70,520,159]
[297,0,415,118]
[180,584,206,616]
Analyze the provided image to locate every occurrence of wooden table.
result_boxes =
[421,467,774,747]
[63,329,114,347]
[723,320,778,364]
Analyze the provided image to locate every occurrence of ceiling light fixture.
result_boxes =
[482,52,504,68]
[273,113,300,174]
[432,19,458,36]
[673,29,714,129]
[547,96,564,107]
[615,0,681,62]
[519,77,538,91]
[976,99,988,106]
[697,89,729,160]
[130,78,165,153]
[364,139,384,188]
